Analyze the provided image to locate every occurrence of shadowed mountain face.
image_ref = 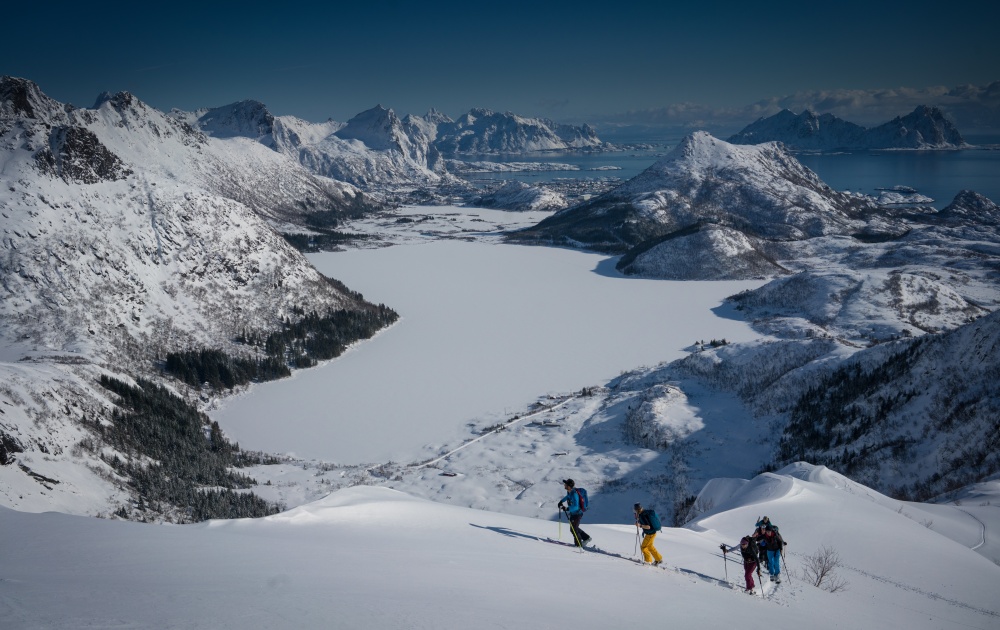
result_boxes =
[616,223,788,280]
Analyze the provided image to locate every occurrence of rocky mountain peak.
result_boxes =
[514,132,871,253]
[936,190,1000,225]
[465,107,495,119]
[729,106,965,150]
[195,100,275,140]
[0,75,68,121]
[653,131,805,180]
[728,109,867,149]
[423,108,453,124]
[436,108,603,154]
[887,105,965,147]
[334,104,406,151]
[93,90,142,112]
[34,125,132,183]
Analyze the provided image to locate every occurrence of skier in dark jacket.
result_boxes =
[723,536,761,593]
[751,524,769,573]
[762,525,787,582]
[558,479,591,547]
[634,503,663,566]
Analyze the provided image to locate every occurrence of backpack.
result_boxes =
[646,509,662,532]
[575,488,589,512]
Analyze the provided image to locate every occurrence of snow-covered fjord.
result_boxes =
[211,206,767,464]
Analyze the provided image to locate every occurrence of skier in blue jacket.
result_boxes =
[558,479,591,547]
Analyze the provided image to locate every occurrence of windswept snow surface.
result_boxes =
[212,206,766,463]
[2,468,998,629]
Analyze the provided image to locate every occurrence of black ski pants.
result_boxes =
[569,513,589,545]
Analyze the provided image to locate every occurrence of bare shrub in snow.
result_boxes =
[802,545,849,593]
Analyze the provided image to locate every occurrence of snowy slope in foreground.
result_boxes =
[1,466,997,630]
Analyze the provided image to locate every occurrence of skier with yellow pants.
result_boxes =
[634,503,663,566]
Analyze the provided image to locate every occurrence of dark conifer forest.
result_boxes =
[92,375,282,521]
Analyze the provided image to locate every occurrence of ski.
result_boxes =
[542,537,660,567]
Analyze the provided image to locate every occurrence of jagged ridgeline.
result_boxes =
[165,303,399,387]
[88,376,282,522]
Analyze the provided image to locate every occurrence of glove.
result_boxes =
[558,502,565,509]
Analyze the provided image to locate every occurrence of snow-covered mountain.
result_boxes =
[0,76,395,517]
[469,180,567,212]
[727,109,867,151]
[174,102,607,204]
[512,131,876,253]
[174,101,449,196]
[729,106,968,150]
[1,77,375,353]
[869,105,967,148]
[725,185,1000,342]
[180,99,277,141]
[432,107,603,154]
[933,189,1000,226]
[297,105,448,191]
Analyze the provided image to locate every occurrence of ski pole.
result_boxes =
[757,562,764,599]
[634,521,640,559]
[719,544,728,582]
[558,508,562,540]
[781,546,792,583]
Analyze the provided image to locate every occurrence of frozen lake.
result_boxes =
[212,209,766,464]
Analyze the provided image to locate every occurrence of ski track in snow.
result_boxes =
[413,396,576,469]
[541,535,800,605]
[957,508,988,551]
[801,553,1000,619]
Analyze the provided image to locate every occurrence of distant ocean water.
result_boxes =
[796,137,1000,207]
[461,133,1000,208]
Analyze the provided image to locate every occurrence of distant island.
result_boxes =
[728,105,967,151]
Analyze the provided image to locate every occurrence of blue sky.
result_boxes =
[6,1,999,127]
